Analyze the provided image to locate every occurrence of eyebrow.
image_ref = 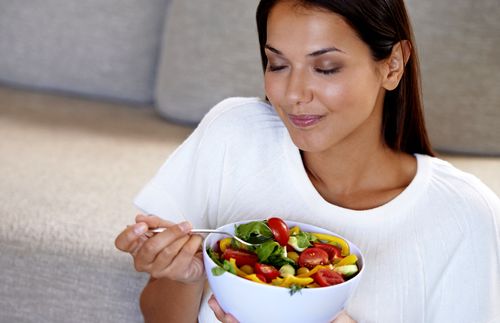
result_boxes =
[264,44,344,57]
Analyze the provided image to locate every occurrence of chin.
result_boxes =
[290,135,330,154]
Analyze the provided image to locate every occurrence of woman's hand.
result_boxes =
[207,295,356,323]
[333,311,356,323]
[208,295,239,323]
[115,214,205,283]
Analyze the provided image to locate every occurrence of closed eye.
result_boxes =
[267,64,287,72]
[315,67,341,75]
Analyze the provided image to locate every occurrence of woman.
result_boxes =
[115,0,500,322]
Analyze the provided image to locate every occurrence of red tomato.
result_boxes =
[254,263,280,282]
[298,247,329,269]
[267,217,290,246]
[256,274,267,283]
[314,243,342,261]
[222,248,258,267]
[313,269,344,287]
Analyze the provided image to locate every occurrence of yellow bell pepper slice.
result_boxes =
[245,274,267,284]
[289,226,301,235]
[273,275,314,288]
[311,233,350,256]
[296,264,333,278]
[333,254,358,267]
[229,258,249,278]
[219,238,232,253]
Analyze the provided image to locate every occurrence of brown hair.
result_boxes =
[256,0,434,156]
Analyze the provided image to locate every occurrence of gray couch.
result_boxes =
[1,0,498,152]
[0,0,263,124]
[0,0,498,322]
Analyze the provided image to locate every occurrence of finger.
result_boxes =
[135,214,175,229]
[148,234,191,278]
[332,310,356,323]
[157,234,204,281]
[134,221,192,268]
[208,295,239,323]
[115,222,149,252]
[130,234,149,257]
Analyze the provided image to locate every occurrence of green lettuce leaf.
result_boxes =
[211,266,226,276]
[255,240,282,262]
[207,247,223,267]
[235,220,273,244]
[255,240,296,268]
[288,232,314,252]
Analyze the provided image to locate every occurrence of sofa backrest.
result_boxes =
[407,0,500,155]
[154,0,263,125]
[0,0,170,104]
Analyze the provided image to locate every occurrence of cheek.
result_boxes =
[315,79,354,112]
[317,73,379,114]
[264,73,279,101]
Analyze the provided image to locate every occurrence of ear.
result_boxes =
[382,40,411,91]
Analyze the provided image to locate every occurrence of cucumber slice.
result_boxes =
[334,264,358,277]
[279,264,296,277]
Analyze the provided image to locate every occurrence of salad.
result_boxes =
[207,217,360,294]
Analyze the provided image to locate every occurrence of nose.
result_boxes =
[285,69,313,106]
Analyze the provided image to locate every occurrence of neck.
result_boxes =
[301,140,415,209]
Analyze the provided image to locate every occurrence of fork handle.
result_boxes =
[149,228,222,234]
[190,229,221,234]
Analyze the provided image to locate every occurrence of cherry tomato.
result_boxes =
[267,217,290,246]
[222,248,258,267]
[314,242,342,261]
[254,263,280,282]
[256,274,267,283]
[313,269,344,287]
[298,247,330,269]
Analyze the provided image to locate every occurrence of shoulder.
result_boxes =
[200,97,277,128]
[196,97,285,144]
[422,154,500,220]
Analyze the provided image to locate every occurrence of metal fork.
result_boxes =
[149,228,260,247]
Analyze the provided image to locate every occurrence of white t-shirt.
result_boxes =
[135,97,500,323]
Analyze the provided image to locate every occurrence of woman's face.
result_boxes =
[264,1,388,154]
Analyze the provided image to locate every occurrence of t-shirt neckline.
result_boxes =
[283,135,431,218]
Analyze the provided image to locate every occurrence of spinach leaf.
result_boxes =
[255,240,282,263]
[235,221,273,244]
[207,247,223,267]
[267,254,296,268]
[255,240,296,268]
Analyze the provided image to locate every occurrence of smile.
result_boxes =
[287,114,324,128]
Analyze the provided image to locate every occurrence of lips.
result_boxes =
[287,114,324,128]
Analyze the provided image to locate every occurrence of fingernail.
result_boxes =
[179,221,192,233]
[133,223,148,235]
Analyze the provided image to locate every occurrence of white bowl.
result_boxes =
[202,220,364,323]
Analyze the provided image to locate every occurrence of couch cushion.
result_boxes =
[155,0,264,124]
[0,0,169,103]
[407,0,500,155]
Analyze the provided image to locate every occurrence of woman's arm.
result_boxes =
[115,214,206,323]
[140,277,205,323]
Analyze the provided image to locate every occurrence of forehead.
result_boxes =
[266,1,362,54]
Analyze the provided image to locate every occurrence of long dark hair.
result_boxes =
[256,0,434,156]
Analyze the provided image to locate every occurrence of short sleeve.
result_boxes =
[134,97,260,228]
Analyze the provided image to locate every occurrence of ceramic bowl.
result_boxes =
[202,220,364,323]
